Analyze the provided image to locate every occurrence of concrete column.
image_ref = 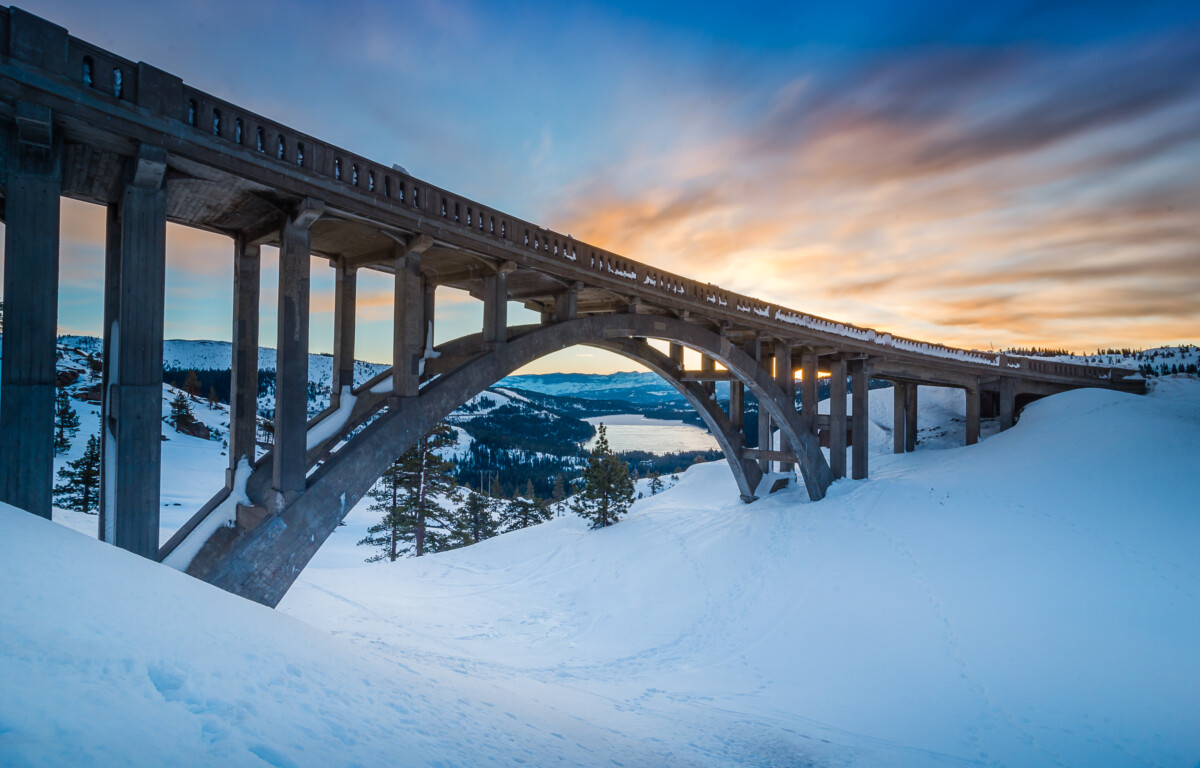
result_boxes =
[482,271,508,350]
[669,343,684,369]
[271,199,322,513]
[777,342,795,473]
[730,380,745,433]
[799,347,816,434]
[330,259,357,406]
[227,234,261,483]
[829,357,847,479]
[701,354,716,396]
[758,346,772,473]
[999,377,1015,430]
[851,359,869,480]
[555,281,580,322]
[100,145,168,557]
[905,383,918,452]
[965,387,980,446]
[893,383,907,454]
[0,110,61,520]
[392,244,423,398]
[424,282,437,350]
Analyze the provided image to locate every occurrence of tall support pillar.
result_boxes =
[0,106,62,519]
[999,377,1015,430]
[730,380,745,433]
[965,386,980,446]
[850,359,869,480]
[669,343,684,369]
[482,267,510,350]
[555,281,580,322]
[227,234,261,484]
[424,281,437,351]
[99,144,168,557]
[701,354,716,396]
[829,356,847,479]
[905,383,918,452]
[392,243,424,398]
[893,383,907,454]
[270,199,323,514]
[330,259,357,406]
[757,343,772,473]
[777,342,796,473]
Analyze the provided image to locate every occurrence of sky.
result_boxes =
[6,0,1199,372]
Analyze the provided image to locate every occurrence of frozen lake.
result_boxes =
[583,414,720,455]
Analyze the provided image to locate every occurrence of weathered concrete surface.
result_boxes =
[100,146,167,558]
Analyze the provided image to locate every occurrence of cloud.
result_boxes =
[546,27,1200,352]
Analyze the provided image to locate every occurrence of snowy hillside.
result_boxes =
[3,377,1197,765]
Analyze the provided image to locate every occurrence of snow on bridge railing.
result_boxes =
[4,10,1124,384]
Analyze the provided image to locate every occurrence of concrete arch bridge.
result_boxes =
[0,9,1143,606]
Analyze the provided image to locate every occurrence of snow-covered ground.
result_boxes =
[3,375,1196,765]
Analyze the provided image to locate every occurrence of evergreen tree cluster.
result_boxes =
[572,424,635,529]
[54,433,101,514]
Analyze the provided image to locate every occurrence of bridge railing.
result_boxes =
[1,8,1135,386]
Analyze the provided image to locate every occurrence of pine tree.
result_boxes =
[499,483,552,533]
[54,387,81,454]
[170,390,194,431]
[453,488,500,545]
[648,472,664,495]
[572,424,635,529]
[357,423,460,560]
[183,369,201,396]
[552,473,566,503]
[54,433,101,513]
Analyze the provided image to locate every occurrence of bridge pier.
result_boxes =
[999,377,1016,430]
[829,356,847,479]
[777,341,796,474]
[893,383,907,454]
[228,234,261,483]
[905,383,918,452]
[331,258,357,406]
[0,109,61,520]
[100,145,168,557]
[755,341,771,473]
[965,386,980,446]
[270,200,322,513]
[393,243,423,397]
[482,268,509,350]
[850,359,869,480]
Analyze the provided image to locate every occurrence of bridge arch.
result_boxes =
[189,314,832,606]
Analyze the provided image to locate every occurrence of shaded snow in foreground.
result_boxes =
[2,380,1199,766]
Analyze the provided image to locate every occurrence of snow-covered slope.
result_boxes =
[279,378,1197,767]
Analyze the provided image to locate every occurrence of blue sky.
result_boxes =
[8,1,1200,370]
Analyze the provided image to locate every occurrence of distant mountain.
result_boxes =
[498,371,729,406]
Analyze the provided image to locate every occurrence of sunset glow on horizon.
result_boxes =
[8,0,1198,372]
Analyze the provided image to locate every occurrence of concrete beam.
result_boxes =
[100,144,167,558]
[0,117,61,519]
[829,356,847,479]
[228,234,261,482]
[851,359,869,480]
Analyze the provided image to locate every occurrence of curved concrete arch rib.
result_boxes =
[198,315,832,607]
